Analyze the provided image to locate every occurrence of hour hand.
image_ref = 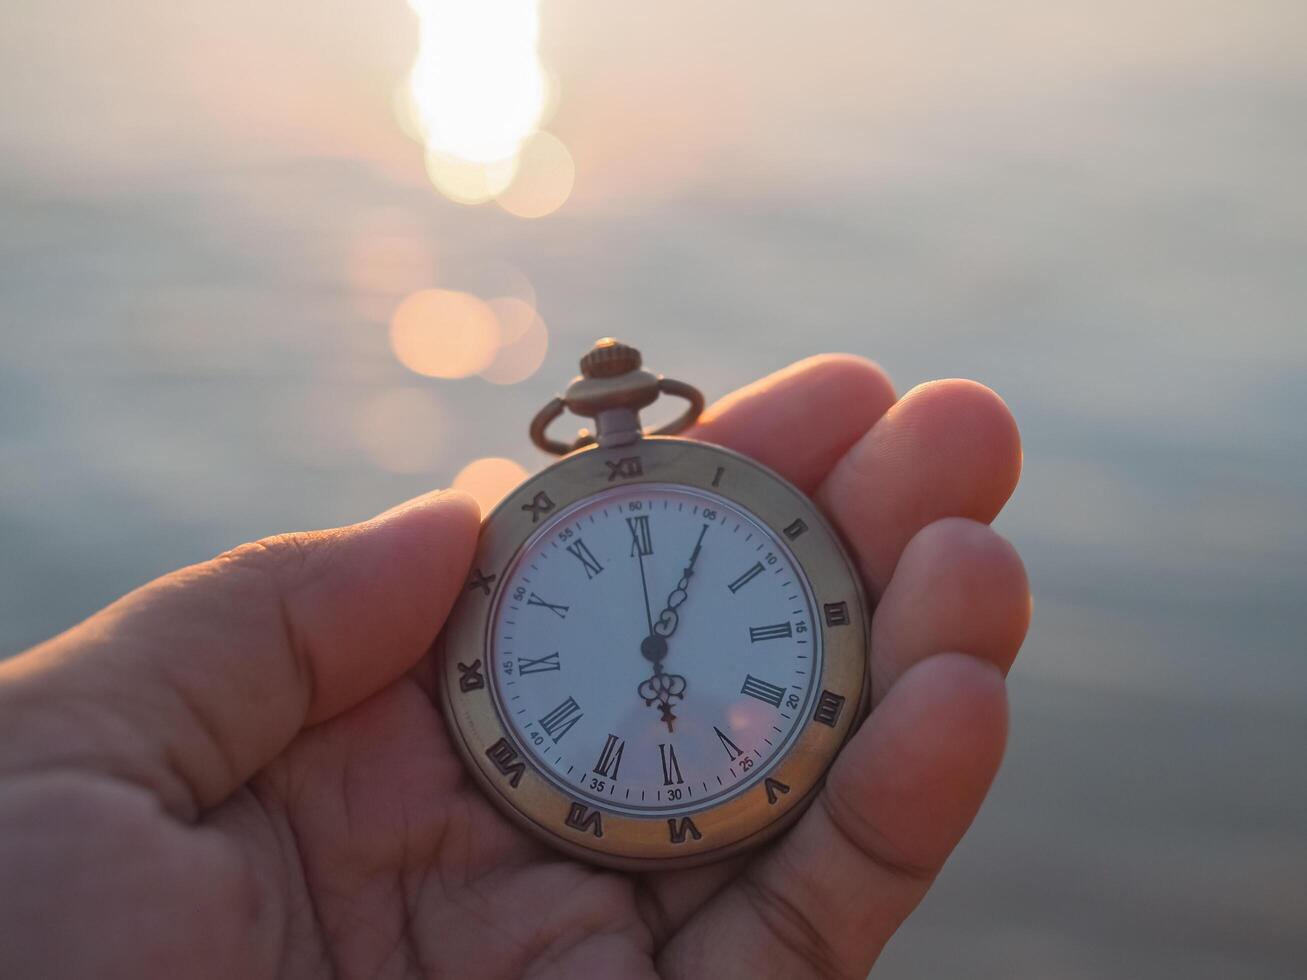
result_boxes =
[650,523,709,642]
[638,669,687,732]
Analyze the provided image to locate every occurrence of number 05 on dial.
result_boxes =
[439,340,868,869]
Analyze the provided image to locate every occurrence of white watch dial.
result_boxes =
[489,483,822,817]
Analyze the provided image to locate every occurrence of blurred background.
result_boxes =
[2,0,1304,975]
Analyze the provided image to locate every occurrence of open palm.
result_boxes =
[0,356,1029,979]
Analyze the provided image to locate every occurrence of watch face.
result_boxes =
[489,483,820,818]
[440,437,867,869]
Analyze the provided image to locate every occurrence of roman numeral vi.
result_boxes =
[659,743,684,785]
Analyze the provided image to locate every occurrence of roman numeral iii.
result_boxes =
[565,539,604,578]
[749,622,793,643]
[538,696,584,742]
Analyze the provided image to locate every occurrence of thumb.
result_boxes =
[0,489,480,819]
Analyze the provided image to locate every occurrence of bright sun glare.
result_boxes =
[405,0,571,213]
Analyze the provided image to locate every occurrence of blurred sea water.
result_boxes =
[2,1,1305,975]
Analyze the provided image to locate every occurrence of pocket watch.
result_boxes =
[438,339,869,870]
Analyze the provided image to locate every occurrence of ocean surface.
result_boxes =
[2,1,1305,975]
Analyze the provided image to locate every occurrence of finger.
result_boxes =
[0,489,481,819]
[642,517,1028,940]
[815,378,1022,600]
[870,517,1030,700]
[689,354,897,493]
[625,356,894,930]
[659,653,1007,979]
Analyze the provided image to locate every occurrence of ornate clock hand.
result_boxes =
[651,522,709,641]
[637,523,709,732]
[638,669,687,732]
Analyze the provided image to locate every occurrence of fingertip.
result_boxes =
[373,487,483,526]
[292,488,483,722]
[874,518,1031,689]
[877,652,1009,788]
[700,353,895,430]
[781,352,897,409]
[692,353,897,492]
[896,379,1023,505]
[706,649,1009,977]
[835,651,1010,810]
[437,487,483,522]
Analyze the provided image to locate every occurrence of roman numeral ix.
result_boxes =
[518,652,561,675]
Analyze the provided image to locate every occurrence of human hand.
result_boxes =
[0,355,1029,979]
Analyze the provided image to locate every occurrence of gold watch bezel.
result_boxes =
[438,436,869,870]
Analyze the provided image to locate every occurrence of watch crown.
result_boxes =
[580,338,642,379]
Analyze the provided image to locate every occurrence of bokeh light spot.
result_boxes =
[482,297,549,384]
[496,130,575,218]
[424,151,518,205]
[453,456,530,512]
[405,0,554,205]
[389,289,500,378]
[407,0,546,164]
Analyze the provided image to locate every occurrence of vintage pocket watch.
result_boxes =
[438,339,869,870]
